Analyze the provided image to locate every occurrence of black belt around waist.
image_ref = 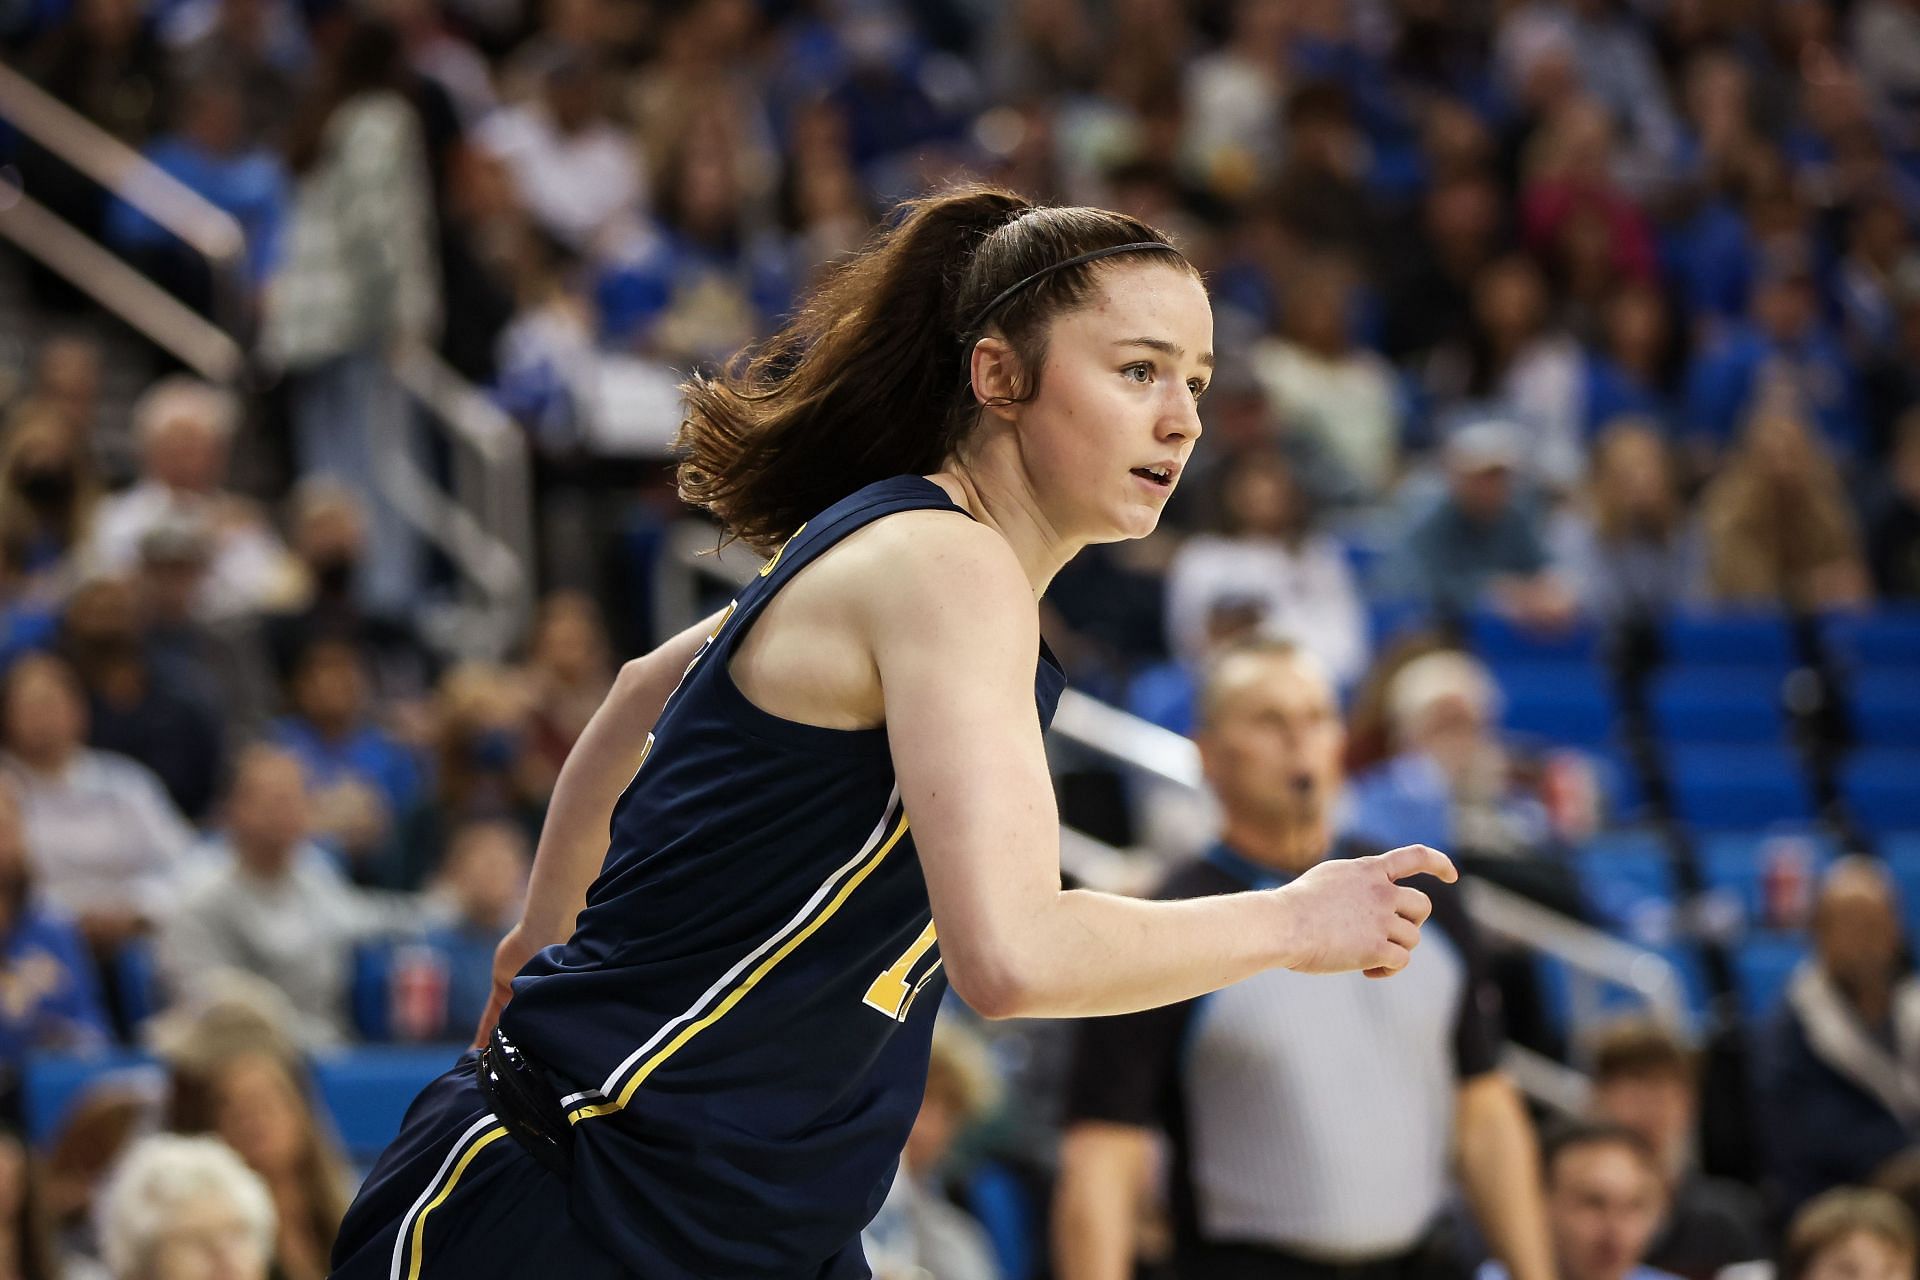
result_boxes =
[476,1027,574,1178]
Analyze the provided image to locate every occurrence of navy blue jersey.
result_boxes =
[499,475,1067,1276]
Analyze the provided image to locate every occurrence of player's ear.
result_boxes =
[968,336,1026,424]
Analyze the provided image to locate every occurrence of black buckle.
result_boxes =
[476,1027,573,1179]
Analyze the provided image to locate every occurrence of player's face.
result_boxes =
[1547,1144,1667,1280]
[1015,262,1212,543]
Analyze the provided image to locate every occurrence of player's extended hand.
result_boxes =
[470,921,546,1050]
[1273,844,1457,979]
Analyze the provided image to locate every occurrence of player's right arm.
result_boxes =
[472,607,728,1047]
[1052,1123,1154,1280]
[867,514,1453,1019]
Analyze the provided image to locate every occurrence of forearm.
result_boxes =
[953,885,1292,1020]
[1456,1075,1555,1280]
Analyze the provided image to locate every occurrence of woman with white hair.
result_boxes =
[97,1135,275,1280]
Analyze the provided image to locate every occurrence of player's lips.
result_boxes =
[1129,460,1180,489]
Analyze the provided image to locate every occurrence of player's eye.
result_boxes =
[1188,378,1209,402]
[1122,362,1153,384]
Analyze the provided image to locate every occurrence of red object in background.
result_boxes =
[390,944,449,1042]
[1762,836,1817,931]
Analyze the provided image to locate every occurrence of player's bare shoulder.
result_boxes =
[828,507,1035,646]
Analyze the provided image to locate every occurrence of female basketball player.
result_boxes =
[329,185,1455,1280]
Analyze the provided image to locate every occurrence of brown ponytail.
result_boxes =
[675,182,1188,552]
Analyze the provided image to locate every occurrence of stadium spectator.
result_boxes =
[268,637,425,881]
[397,661,543,885]
[1385,419,1579,630]
[163,0,306,148]
[1481,1123,1680,1280]
[423,819,528,1038]
[877,1018,1003,1280]
[1760,858,1920,1214]
[1177,0,1291,200]
[0,653,191,960]
[1582,285,1680,437]
[264,480,436,706]
[24,0,168,147]
[15,335,104,451]
[96,1134,275,1280]
[134,518,278,744]
[1463,255,1588,491]
[476,46,642,258]
[1699,410,1872,610]
[1588,1021,1767,1280]
[60,574,225,822]
[593,109,793,367]
[1784,1188,1919,1280]
[0,1126,61,1280]
[1250,253,1405,502]
[0,779,110,1079]
[261,16,438,618]
[158,745,421,1046]
[1346,649,1560,873]
[1381,168,1507,371]
[104,77,289,298]
[85,377,298,622]
[193,1051,350,1280]
[1867,408,1920,598]
[1055,641,1551,1280]
[1518,97,1662,296]
[519,590,613,790]
[1685,246,1865,463]
[0,407,103,609]
[1163,446,1367,688]
[1551,420,1706,625]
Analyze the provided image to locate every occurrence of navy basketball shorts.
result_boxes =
[329,1052,631,1280]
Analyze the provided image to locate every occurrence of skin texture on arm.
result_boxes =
[1052,1123,1154,1280]
[1456,1072,1557,1280]
[869,514,1454,1019]
[470,607,727,1047]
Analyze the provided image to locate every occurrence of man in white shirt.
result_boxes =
[86,377,298,620]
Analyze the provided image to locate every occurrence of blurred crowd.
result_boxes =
[5,0,1920,1275]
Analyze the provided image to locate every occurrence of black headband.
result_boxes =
[962,240,1186,339]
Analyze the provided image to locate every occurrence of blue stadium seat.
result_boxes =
[1662,611,1795,669]
[353,943,395,1041]
[1732,935,1810,1021]
[1367,598,1433,651]
[312,1045,466,1163]
[1823,609,1920,673]
[1841,751,1920,834]
[1469,611,1603,664]
[1496,663,1618,749]
[1649,669,1786,744]
[1667,746,1816,829]
[1877,834,1920,938]
[1574,831,1679,940]
[1696,829,1839,928]
[21,1051,163,1144]
[1851,670,1920,751]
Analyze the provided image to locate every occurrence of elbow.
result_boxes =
[944,952,1035,1021]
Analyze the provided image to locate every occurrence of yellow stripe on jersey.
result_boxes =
[405,1124,508,1280]
[758,523,808,577]
[567,812,913,1125]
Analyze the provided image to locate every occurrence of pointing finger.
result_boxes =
[1378,844,1457,885]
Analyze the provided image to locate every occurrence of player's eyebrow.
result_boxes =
[1113,337,1215,368]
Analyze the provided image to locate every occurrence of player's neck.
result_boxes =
[924,467,1073,597]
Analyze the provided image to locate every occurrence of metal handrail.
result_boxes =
[388,344,537,659]
[0,182,246,382]
[0,62,245,270]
